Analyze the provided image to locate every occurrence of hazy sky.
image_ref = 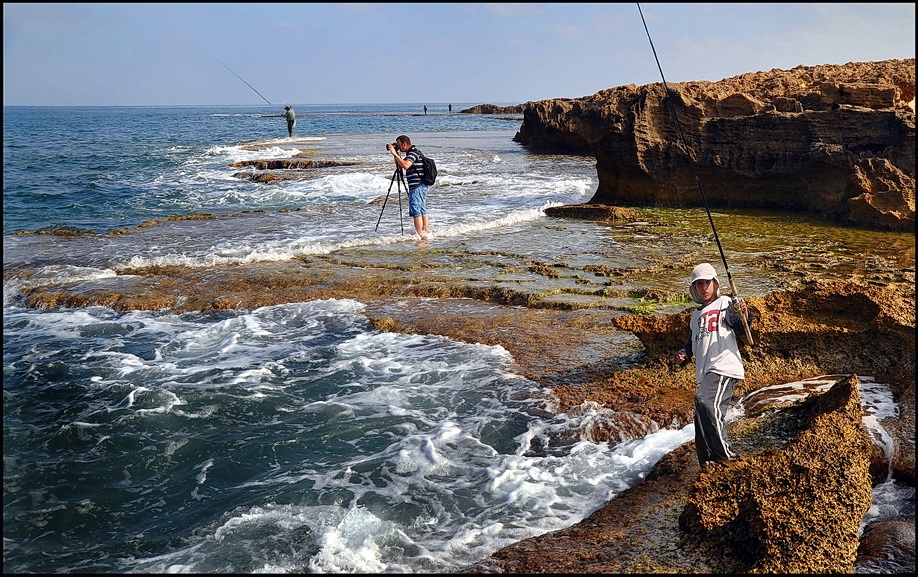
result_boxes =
[3,3,915,107]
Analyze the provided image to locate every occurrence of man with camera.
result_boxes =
[387,135,431,239]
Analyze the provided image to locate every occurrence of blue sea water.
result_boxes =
[3,104,912,573]
[2,104,530,234]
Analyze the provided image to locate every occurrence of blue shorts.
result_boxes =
[408,184,428,217]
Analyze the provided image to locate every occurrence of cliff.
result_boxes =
[513,59,916,231]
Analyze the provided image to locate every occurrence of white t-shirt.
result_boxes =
[686,295,745,383]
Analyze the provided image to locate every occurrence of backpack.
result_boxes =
[416,149,437,186]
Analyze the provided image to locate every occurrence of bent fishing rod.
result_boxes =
[212,56,280,114]
[636,3,754,344]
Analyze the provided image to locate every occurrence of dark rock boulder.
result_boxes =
[513,59,915,231]
[228,159,359,170]
[857,520,916,573]
[678,374,873,573]
[228,159,361,183]
[460,104,524,114]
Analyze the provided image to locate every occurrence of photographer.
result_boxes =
[387,135,431,239]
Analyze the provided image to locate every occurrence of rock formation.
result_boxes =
[513,59,915,231]
[466,374,876,573]
[229,159,360,183]
[466,280,914,573]
[459,104,524,115]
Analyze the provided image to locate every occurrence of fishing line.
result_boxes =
[636,3,753,344]
[212,56,280,113]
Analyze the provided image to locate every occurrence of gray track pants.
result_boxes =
[694,372,739,466]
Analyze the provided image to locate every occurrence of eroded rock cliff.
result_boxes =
[514,59,916,231]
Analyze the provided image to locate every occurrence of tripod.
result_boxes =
[375,166,408,234]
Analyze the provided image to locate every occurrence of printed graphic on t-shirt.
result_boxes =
[695,308,720,341]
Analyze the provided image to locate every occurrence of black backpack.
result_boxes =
[416,148,437,186]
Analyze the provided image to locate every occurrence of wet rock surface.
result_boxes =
[229,158,361,182]
[858,520,916,573]
[466,375,875,573]
[5,201,914,573]
[9,247,914,573]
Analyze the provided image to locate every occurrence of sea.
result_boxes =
[3,104,914,573]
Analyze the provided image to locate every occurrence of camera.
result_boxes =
[387,142,398,151]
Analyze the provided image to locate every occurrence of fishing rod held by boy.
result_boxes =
[637,3,753,344]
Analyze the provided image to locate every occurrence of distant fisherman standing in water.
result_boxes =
[283,105,296,137]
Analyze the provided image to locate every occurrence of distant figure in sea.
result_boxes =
[283,105,296,137]
[423,105,428,116]
[674,263,752,467]
[387,135,431,239]
[448,103,452,113]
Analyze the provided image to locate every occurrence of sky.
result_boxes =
[3,3,915,107]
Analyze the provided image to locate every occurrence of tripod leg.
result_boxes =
[375,190,391,232]
[397,170,405,234]
[399,171,412,236]
[376,168,400,232]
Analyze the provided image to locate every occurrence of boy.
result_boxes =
[674,262,752,467]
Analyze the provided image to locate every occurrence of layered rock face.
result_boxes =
[513,59,915,231]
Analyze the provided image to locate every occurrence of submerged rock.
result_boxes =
[229,159,361,182]
[228,159,359,169]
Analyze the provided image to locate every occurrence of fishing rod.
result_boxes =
[212,56,280,113]
[636,3,754,344]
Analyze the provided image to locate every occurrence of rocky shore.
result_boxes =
[7,59,915,573]
[13,235,915,572]
[461,278,914,573]
[460,57,916,573]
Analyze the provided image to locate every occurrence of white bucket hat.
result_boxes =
[689,263,719,304]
